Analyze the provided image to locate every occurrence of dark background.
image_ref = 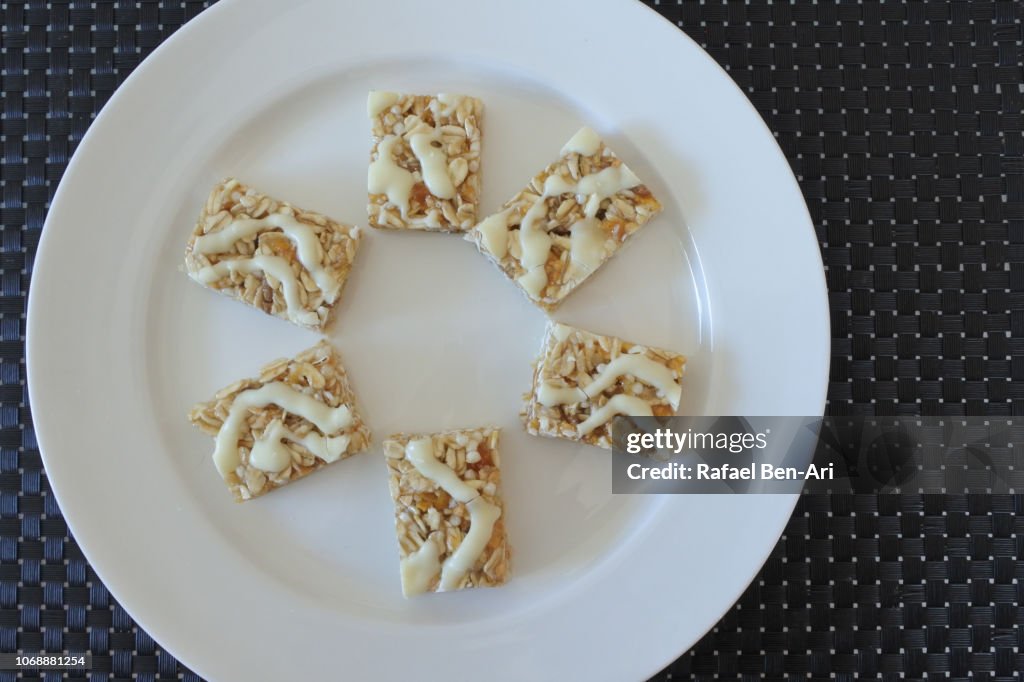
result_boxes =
[2,1,1021,679]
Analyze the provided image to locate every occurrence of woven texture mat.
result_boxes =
[2,1,1022,680]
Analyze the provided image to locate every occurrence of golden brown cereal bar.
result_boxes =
[188,341,371,502]
[522,322,686,448]
[368,91,482,232]
[383,427,511,596]
[184,178,361,331]
[467,127,661,311]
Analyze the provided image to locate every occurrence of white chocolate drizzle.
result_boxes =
[195,255,314,325]
[518,199,553,270]
[475,127,642,299]
[560,126,602,156]
[400,539,441,598]
[576,164,642,198]
[192,213,340,302]
[536,383,586,406]
[569,217,607,274]
[577,395,653,436]
[539,353,682,408]
[542,164,642,201]
[400,437,502,595]
[249,418,351,473]
[405,438,477,502]
[438,497,501,591]
[431,93,465,118]
[368,135,415,217]
[409,130,456,200]
[516,267,549,299]
[538,351,684,437]
[212,382,353,478]
[476,209,512,259]
[367,90,400,118]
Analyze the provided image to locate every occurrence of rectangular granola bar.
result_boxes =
[467,126,662,311]
[184,178,362,331]
[383,427,510,597]
[522,322,686,449]
[188,341,371,502]
[367,91,482,232]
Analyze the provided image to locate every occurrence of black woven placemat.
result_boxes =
[2,1,1021,680]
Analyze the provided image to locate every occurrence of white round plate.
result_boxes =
[27,0,828,680]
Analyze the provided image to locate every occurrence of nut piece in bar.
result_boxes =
[383,427,511,597]
[184,178,362,331]
[188,341,371,502]
[467,126,662,311]
[367,91,483,232]
[522,322,686,449]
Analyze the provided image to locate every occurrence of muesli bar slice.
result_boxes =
[184,178,361,331]
[522,322,686,449]
[188,341,371,502]
[466,126,662,311]
[383,427,511,597]
[367,91,483,232]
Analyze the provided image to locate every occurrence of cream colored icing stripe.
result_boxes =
[248,418,351,473]
[212,382,353,478]
[194,256,310,324]
[576,395,653,436]
[476,126,643,299]
[538,353,682,408]
[193,213,340,302]
[409,131,456,200]
[399,437,501,596]
[368,135,415,218]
